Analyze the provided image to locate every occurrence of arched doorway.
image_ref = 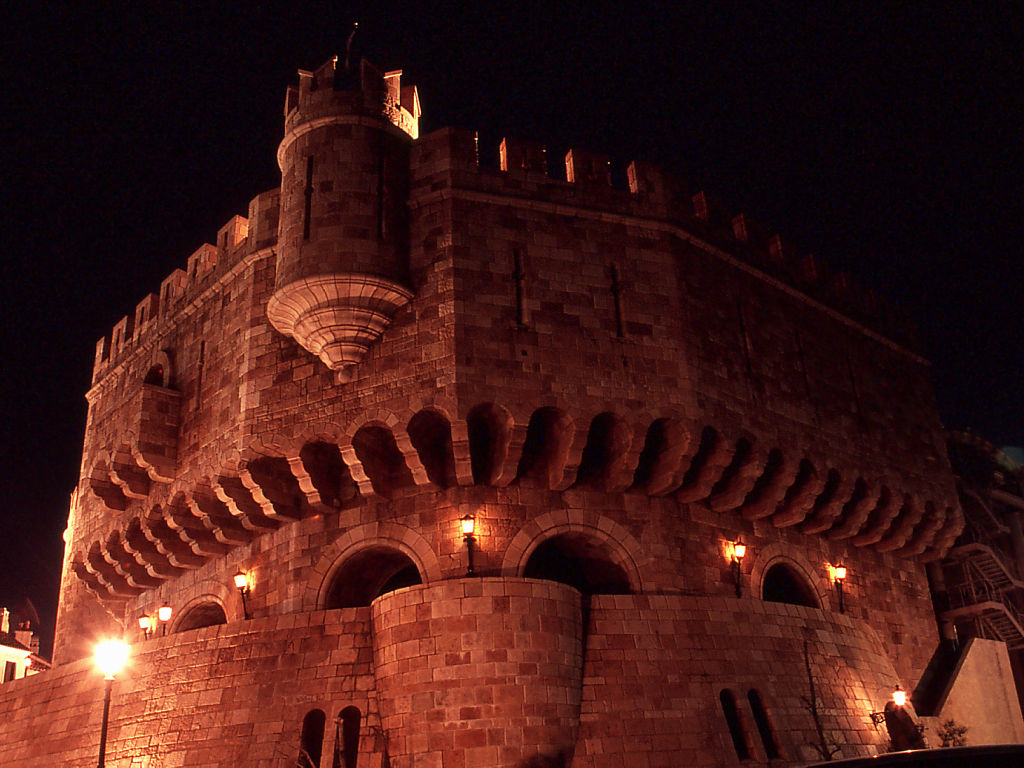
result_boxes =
[325,547,423,609]
[523,533,632,595]
[761,562,819,608]
[175,601,227,632]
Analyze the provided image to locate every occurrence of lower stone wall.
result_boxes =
[0,608,378,767]
[573,594,900,766]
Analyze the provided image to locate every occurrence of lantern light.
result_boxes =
[730,539,746,598]
[137,615,152,637]
[94,640,129,680]
[461,514,477,576]
[157,604,172,623]
[834,564,847,581]
[892,686,906,707]
[234,570,252,619]
[732,540,746,561]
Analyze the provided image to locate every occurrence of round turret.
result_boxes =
[267,56,420,379]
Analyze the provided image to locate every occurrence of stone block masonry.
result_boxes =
[8,50,1006,767]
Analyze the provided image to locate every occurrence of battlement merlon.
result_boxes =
[282,57,420,142]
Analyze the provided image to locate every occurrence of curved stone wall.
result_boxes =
[371,578,583,768]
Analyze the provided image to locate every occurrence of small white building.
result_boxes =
[0,608,46,683]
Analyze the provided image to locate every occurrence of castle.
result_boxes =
[1,54,1022,766]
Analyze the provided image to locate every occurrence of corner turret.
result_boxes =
[267,57,420,380]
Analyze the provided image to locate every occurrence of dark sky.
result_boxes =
[1,2,1020,657]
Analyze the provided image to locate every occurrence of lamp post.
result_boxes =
[157,604,172,636]
[461,514,476,576]
[234,571,252,619]
[730,539,746,598]
[137,615,152,639]
[94,640,129,768]
[833,564,847,613]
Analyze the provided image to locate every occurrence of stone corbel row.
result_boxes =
[75,406,965,604]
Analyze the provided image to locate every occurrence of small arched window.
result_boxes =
[747,689,780,759]
[144,364,165,387]
[719,689,750,760]
[298,709,326,768]
[762,562,819,609]
[338,706,361,768]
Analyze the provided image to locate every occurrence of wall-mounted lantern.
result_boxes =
[156,604,172,636]
[730,539,746,598]
[832,563,847,613]
[137,615,153,639]
[870,686,907,725]
[234,571,252,620]
[461,514,477,577]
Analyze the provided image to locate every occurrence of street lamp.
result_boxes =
[94,640,129,768]
[832,564,847,613]
[157,604,172,636]
[730,539,746,598]
[137,615,152,639]
[234,571,252,619]
[461,514,476,576]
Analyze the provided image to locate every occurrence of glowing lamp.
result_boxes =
[730,539,746,598]
[234,570,252,620]
[892,686,906,707]
[157,604,173,623]
[94,640,129,680]
[832,563,848,613]
[137,615,152,637]
[461,514,478,576]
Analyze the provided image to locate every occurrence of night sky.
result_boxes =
[1,3,1020,657]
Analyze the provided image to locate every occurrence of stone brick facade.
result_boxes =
[0,54,998,766]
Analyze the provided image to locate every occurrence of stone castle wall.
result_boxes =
[30,55,988,767]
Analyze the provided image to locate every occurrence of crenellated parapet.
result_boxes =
[90,189,283,386]
[409,127,918,351]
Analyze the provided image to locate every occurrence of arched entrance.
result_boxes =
[523,533,632,595]
[324,547,423,608]
[761,562,820,608]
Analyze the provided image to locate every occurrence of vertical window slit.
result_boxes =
[735,298,755,382]
[610,264,624,337]
[747,689,780,759]
[513,248,526,326]
[299,709,326,768]
[303,155,315,241]
[846,354,864,421]
[720,689,751,760]
[333,706,361,768]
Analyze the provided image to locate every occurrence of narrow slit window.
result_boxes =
[747,689,780,759]
[298,708,326,768]
[337,706,361,768]
[610,264,624,337]
[303,155,315,241]
[513,248,526,326]
[720,689,751,760]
